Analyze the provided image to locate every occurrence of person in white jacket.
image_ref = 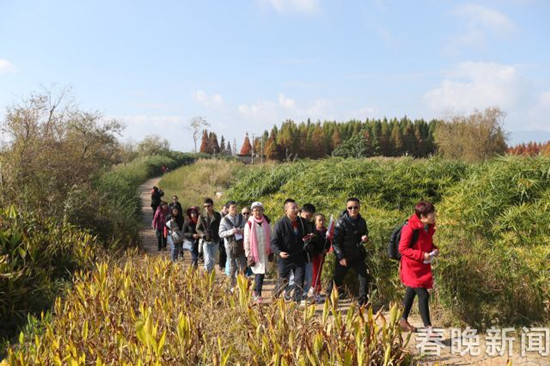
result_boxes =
[244,202,273,303]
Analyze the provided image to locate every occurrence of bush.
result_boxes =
[435,156,550,328]
[226,155,550,328]
[0,206,98,341]
[4,256,415,365]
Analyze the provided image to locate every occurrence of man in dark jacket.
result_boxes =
[150,186,164,213]
[196,198,222,273]
[327,197,370,306]
[271,199,308,302]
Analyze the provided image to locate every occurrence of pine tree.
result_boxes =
[265,130,281,160]
[209,132,220,154]
[311,124,327,158]
[331,128,342,150]
[220,135,226,154]
[240,133,252,155]
[390,123,404,156]
[199,129,210,153]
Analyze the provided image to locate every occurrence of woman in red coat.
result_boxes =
[398,201,438,333]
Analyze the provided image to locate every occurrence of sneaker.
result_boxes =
[313,294,324,304]
[253,294,263,304]
[283,291,292,302]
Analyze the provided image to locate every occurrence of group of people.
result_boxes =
[151,187,438,334]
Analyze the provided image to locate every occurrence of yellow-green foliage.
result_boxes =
[0,206,98,341]
[5,256,414,365]
[159,158,248,209]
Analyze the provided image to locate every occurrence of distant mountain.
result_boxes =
[508,130,550,145]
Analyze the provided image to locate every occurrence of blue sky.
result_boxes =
[1,0,549,151]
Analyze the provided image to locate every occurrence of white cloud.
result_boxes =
[113,115,194,151]
[238,94,334,123]
[278,93,295,109]
[527,91,550,130]
[0,59,16,74]
[424,61,525,114]
[445,3,517,56]
[262,0,320,15]
[192,90,224,108]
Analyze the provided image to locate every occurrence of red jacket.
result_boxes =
[399,214,437,289]
[152,207,169,230]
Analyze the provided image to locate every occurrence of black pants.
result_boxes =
[327,257,369,305]
[254,274,265,296]
[218,239,227,269]
[402,287,431,327]
[155,230,167,250]
[274,259,305,302]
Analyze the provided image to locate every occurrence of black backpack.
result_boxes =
[388,220,419,261]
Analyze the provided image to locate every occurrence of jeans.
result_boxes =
[327,257,370,306]
[225,242,246,287]
[202,241,218,273]
[402,287,431,327]
[169,237,182,262]
[303,262,313,294]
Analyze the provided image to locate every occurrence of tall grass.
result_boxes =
[159,158,248,209]
[4,255,415,365]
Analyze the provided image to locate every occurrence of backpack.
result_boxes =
[388,220,419,261]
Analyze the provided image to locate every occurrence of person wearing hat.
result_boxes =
[183,206,201,268]
[244,202,273,303]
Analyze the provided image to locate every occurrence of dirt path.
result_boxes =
[138,177,548,365]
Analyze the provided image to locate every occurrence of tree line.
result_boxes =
[198,107,517,162]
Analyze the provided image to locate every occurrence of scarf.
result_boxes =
[249,215,271,263]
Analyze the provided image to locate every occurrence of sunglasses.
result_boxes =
[242,212,250,215]
[347,206,359,210]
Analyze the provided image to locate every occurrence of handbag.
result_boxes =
[224,215,245,257]
[167,220,184,244]
[182,239,194,252]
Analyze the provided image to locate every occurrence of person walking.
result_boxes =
[150,186,164,214]
[183,206,201,268]
[271,199,308,303]
[310,213,331,303]
[152,201,169,251]
[196,198,222,273]
[168,195,183,221]
[327,197,370,307]
[244,202,272,303]
[166,206,185,262]
[398,201,438,334]
[219,201,246,291]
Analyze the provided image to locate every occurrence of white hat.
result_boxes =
[250,201,264,210]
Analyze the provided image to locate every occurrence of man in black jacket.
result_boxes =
[327,197,370,306]
[271,199,308,302]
